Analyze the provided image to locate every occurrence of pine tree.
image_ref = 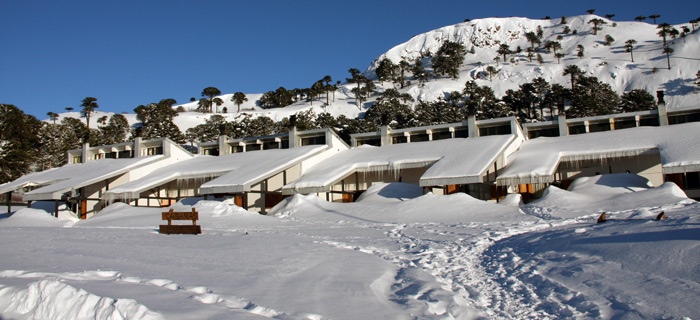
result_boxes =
[99,114,130,145]
[619,89,656,112]
[134,99,185,143]
[36,123,76,170]
[0,104,41,183]
[576,45,585,59]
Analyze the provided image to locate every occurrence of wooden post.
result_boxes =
[5,191,12,216]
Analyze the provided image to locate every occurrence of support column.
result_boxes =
[467,115,477,138]
[6,191,11,216]
[657,90,669,126]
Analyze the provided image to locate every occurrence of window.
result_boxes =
[639,116,659,127]
[263,141,280,150]
[479,124,511,136]
[432,131,453,140]
[568,124,586,135]
[454,129,469,138]
[589,122,611,132]
[528,127,559,139]
[118,150,133,158]
[203,148,219,156]
[356,139,380,147]
[146,146,163,155]
[392,136,408,144]
[301,135,326,146]
[411,133,430,142]
[614,119,637,130]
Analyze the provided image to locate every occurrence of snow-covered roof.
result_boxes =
[104,145,328,199]
[497,122,700,185]
[10,156,164,200]
[283,135,517,194]
[199,145,329,194]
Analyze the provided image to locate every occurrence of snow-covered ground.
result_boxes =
[1,174,698,319]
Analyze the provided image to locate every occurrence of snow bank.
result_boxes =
[355,182,424,203]
[0,208,72,227]
[523,174,691,219]
[0,279,163,320]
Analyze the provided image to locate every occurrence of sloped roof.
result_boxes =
[497,122,700,185]
[104,145,328,199]
[12,156,164,200]
[283,135,517,194]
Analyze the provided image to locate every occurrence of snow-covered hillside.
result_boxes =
[49,15,700,133]
[374,15,700,110]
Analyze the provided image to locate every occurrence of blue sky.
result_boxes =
[1,0,697,120]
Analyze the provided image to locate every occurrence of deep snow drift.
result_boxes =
[1,174,698,319]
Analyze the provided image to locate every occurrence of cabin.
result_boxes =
[497,122,700,201]
[283,116,525,202]
[0,137,193,218]
[103,128,348,214]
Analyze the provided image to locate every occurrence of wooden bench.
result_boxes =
[159,208,201,234]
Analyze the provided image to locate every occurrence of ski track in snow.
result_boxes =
[0,269,313,320]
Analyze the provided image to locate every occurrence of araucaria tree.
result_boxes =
[619,89,656,112]
[657,23,678,47]
[346,68,375,109]
[133,99,186,143]
[649,14,661,24]
[625,39,638,62]
[567,76,620,118]
[200,87,223,113]
[663,46,674,70]
[80,97,99,134]
[497,44,513,62]
[47,112,59,124]
[563,65,584,89]
[231,92,248,113]
[524,31,541,50]
[588,18,607,35]
[431,40,467,79]
[364,88,415,129]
